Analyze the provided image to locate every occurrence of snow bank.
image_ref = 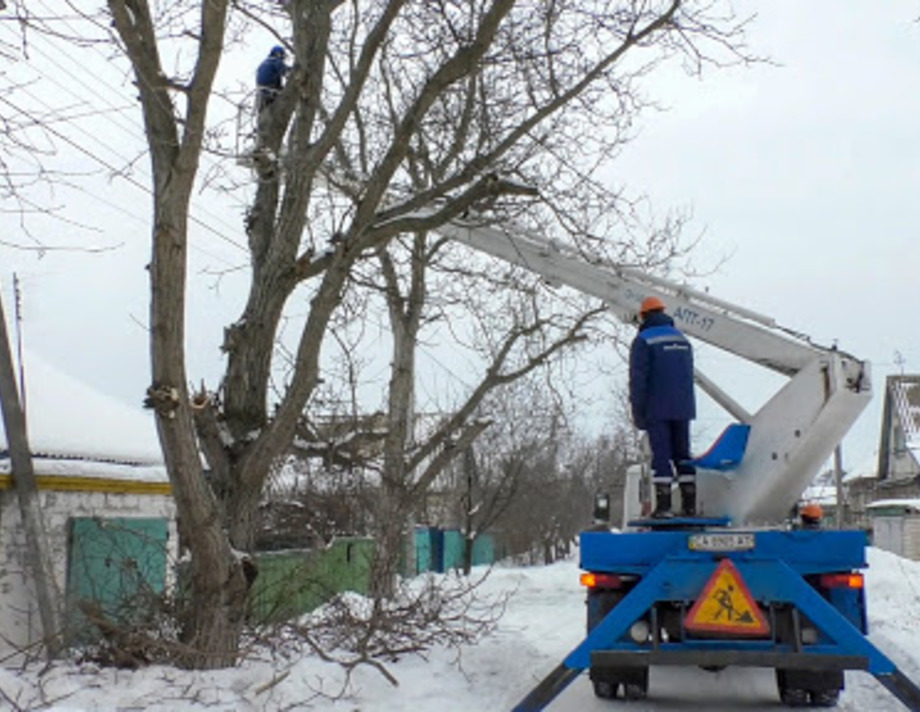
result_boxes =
[2,551,919,711]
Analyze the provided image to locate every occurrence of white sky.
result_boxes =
[1,2,919,472]
[607,1,920,467]
[1,546,918,710]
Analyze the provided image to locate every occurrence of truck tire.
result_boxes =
[590,667,648,701]
[779,687,810,707]
[811,689,840,707]
[592,680,617,699]
[623,681,648,701]
[776,669,841,708]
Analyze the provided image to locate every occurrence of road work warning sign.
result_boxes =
[684,559,770,636]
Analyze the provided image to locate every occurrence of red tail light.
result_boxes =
[580,572,623,589]
[819,573,864,589]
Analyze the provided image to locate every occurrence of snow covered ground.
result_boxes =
[2,547,920,711]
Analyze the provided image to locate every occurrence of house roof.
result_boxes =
[0,353,164,468]
[876,375,920,483]
[891,375,920,451]
[866,498,920,514]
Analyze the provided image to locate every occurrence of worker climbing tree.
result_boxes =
[255,44,289,137]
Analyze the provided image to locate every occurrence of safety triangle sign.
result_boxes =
[684,559,770,636]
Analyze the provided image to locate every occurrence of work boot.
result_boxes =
[680,483,697,517]
[652,485,672,518]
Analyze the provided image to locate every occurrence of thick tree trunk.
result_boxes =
[369,491,407,600]
[108,0,246,669]
[181,557,251,668]
[227,473,264,551]
[462,535,474,576]
[148,181,253,668]
[369,238,426,599]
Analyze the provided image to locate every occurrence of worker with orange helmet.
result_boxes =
[799,502,823,529]
[629,296,697,517]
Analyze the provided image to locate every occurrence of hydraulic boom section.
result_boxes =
[433,216,871,525]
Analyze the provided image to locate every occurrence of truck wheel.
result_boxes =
[623,682,648,701]
[811,689,840,707]
[779,688,810,707]
[592,680,617,699]
[777,668,842,708]
[591,667,648,700]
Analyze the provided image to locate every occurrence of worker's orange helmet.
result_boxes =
[800,503,823,521]
[640,296,666,315]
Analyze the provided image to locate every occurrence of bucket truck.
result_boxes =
[423,214,920,711]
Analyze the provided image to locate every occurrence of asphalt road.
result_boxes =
[546,666,907,711]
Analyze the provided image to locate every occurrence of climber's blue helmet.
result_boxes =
[270,45,285,59]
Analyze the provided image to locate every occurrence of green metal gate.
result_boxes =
[65,517,169,644]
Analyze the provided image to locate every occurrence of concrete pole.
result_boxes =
[834,445,845,529]
[0,283,62,657]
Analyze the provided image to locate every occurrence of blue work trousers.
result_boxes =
[647,419,696,486]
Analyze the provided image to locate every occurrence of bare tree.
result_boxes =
[369,226,607,594]
[445,371,580,573]
[12,0,752,667]
[586,390,648,527]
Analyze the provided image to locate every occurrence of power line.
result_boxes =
[0,25,248,249]
[0,93,248,256]
[18,6,255,186]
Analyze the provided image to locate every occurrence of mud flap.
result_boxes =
[510,663,582,712]
[877,670,920,712]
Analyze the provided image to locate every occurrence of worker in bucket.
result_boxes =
[629,296,697,517]
[256,45,290,114]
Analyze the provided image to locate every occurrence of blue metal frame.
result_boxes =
[511,528,920,712]
[580,528,868,576]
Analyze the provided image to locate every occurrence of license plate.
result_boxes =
[689,533,755,552]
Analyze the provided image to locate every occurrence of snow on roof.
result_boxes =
[866,498,920,513]
[0,457,167,483]
[0,352,164,467]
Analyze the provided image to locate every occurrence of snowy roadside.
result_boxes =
[0,560,581,712]
[1,548,919,711]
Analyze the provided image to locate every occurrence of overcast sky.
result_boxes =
[609,1,920,468]
[1,2,918,471]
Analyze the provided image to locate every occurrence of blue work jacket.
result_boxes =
[256,56,288,91]
[629,310,696,429]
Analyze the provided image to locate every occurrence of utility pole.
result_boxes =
[0,280,62,658]
[13,273,26,416]
[834,445,845,529]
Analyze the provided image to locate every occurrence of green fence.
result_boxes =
[65,524,495,635]
[250,530,495,624]
[413,528,495,574]
[250,537,374,623]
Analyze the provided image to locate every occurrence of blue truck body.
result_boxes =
[511,520,920,711]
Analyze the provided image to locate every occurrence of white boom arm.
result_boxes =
[434,215,871,525]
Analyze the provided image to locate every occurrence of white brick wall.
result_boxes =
[0,487,177,662]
